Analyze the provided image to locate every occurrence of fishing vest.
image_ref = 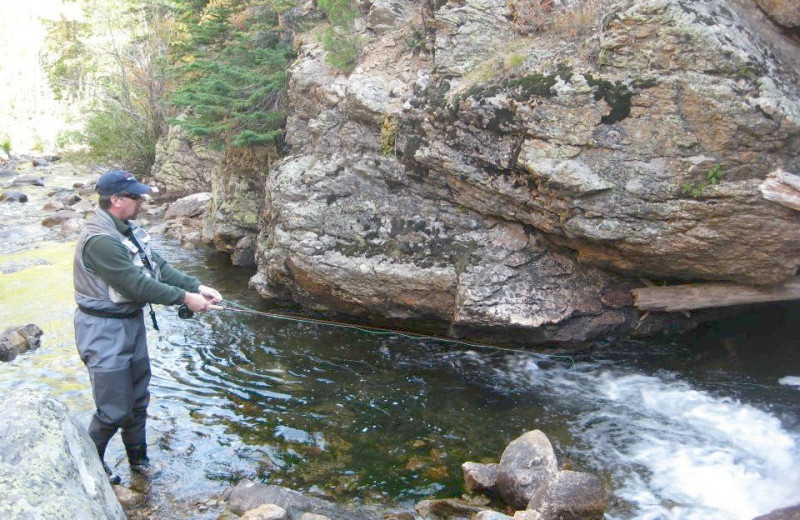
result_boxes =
[73,209,162,315]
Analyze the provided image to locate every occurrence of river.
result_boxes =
[1,171,799,519]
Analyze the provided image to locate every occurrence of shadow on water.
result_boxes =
[2,229,799,519]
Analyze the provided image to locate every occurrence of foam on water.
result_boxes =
[490,356,800,520]
[779,376,800,388]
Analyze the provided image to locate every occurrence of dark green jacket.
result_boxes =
[82,211,200,306]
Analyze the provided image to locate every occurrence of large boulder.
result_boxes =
[0,323,43,362]
[495,431,558,510]
[0,390,125,519]
[242,0,800,345]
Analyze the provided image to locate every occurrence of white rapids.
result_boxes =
[489,356,800,520]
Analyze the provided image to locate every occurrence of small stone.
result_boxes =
[0,191,28,203]
[113,486,146,508]
[241,504,288,520]
[299,513,330,520]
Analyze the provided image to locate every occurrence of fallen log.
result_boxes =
[760,169,800,211]
[632,276,800,312]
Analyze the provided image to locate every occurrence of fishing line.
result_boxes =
[183,299,578,368]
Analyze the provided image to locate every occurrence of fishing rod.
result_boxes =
[177,300,572,359]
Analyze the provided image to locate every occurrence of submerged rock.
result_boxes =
[42,209,83,227]
[227,481,374,520]
[415,498,492,520]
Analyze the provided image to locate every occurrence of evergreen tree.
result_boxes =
[170,1,294,147]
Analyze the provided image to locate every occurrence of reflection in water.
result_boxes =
[1,233,799,519]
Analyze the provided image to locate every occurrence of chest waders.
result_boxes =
[73,212,157,478]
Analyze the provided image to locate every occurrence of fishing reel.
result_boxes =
[177,305,194,319]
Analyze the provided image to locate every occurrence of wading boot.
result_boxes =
[103,463,121,485]
[126,443,151,474]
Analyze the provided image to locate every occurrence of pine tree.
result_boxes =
[170,1,294,147]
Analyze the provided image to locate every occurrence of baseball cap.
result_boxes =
[96,170,154,196]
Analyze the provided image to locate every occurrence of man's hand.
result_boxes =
[183,292,210,313]
[198,285,222,304]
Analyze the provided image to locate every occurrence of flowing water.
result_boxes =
[1,185,799,519]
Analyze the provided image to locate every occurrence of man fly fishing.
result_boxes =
[73,170,223,484]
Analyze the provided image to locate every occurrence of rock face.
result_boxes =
[166,0,800,344]
[151,121,221,197]
[0,390,125,519]
[205,146,276,266]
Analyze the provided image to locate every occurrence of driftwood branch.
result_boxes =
[760,169,800,211]
[632,276,800,312]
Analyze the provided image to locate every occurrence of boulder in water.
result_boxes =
[526,470,607,520]
[496,430,558,509]
[11,175,44,187]
[42,209,83,227]
[0,191,28,203]
[227,480,373,520]
[462,462,499,494]
[0,323,43,362]
[415,498,492,520]
[241,503,288,520]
